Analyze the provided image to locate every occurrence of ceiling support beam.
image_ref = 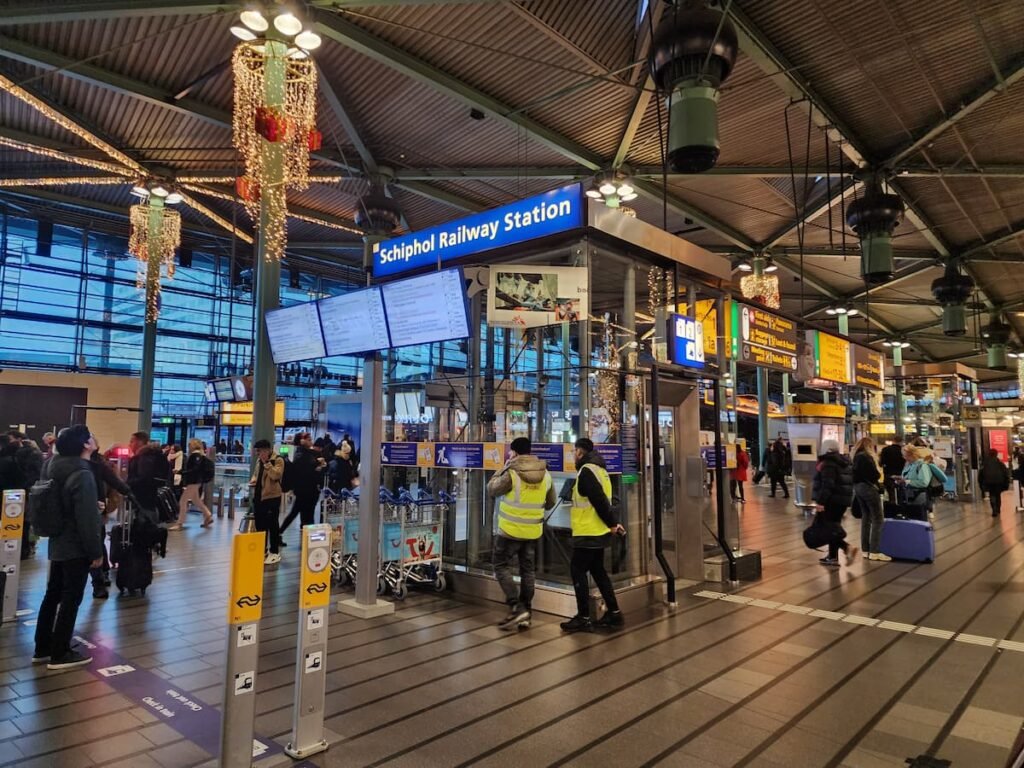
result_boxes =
[886,58,1024,167]
[396,181,485,213]
[313,10,603,171]
[632,178,755,251]
[961,219,1024,259]
[613,75,654,169]
[0,1,236,25]
[317,71,377,175]
[764,177,859,248]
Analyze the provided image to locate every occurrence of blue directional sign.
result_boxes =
[380,442,418,467]
[531,443,566,473]
[594,444,623,473]
[434,443,484,469]
[372,184,585,279]
[667,314,705,369]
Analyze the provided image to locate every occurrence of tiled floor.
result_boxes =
[2,486,1023,767]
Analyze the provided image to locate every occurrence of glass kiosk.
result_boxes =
[363,187,735,615]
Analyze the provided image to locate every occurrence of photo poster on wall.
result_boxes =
[323,397,362,459]
[487,265,589,328]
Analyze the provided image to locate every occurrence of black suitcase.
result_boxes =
[155,485,177,524]
[115,546,153,596]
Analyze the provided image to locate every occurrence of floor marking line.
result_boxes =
[691,592,1021,653]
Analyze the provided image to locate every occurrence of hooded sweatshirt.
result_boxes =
[487,454,557,511]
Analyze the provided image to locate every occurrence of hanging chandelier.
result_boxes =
[586,171,638,209]
[739,255,780,309]
[231,4,320,263]
[129,189,181,322]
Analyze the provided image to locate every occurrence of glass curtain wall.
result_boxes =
[0,210,364,423]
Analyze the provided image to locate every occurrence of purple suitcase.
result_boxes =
[880,519,935,562]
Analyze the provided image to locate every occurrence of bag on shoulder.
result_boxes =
[926,470,944,499]
[279,456,295,493]
[200,455,216,483]
[29,466,87,537]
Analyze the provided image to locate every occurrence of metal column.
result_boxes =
[756,368,769,471]
[137,195,164,431]
[251,39,287,447]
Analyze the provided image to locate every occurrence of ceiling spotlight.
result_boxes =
[230,25,257,41]
[294,29,321,50]
[585,189,602,199]
[273,12,303,36]
[882,339,910,349]
[763,259,778,273]
[130,185,149,198]
[165,192,183,205]
[736,259,753,272]
[588,170,638,210]
[617,184,634,197]
[599,182,617,196]
[286,47,308,59]
[240,9,269,32]
[150,185,169,198]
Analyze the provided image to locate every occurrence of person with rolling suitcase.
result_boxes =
[810,440,857,567]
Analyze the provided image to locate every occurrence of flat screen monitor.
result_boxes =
[317,286,391,357]
[213,378,234,402]
[203,381,218,403]
[265,302,326,364]
[381,268,470,348]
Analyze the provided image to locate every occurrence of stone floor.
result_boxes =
[1,484,1023,767]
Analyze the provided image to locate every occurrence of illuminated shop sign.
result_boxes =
[372,184,584,278]
[731,302,797,372]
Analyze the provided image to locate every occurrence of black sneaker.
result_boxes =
[594,610,624,629]
[279,540,289,547]
[818,557,840,567]
[31,652,50,665]
[497,607,518,627]
[47,650,93,671]
[93,587,109,600]
[559,616,594,633]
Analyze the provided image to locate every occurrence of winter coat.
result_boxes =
[878,443,906,477]
[812,452,854,509]
[127,446,170,510]
[290,446,323,497]
[486,454,558,510]
[43,456,104,563]
[328,454,358,492]
[765,444,791,477]
[179,451,208,486]
[852,450,881,486]
[731,449,750,482]
[15,444,44,488]
[250,455,284,502]
[979,456,1011,492]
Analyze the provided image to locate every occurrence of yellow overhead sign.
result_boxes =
[228,531,266,624]
[815,332,852,385]
[221,401,286,426]
[786,403,847,419]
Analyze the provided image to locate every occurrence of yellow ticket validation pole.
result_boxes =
[285,523,332,759]
[220,530,265,768]
[1,490,26,623]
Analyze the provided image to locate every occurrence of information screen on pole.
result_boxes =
[732,302,798,372]
[265,303,326,364]
[317,286,391,357]
[382,268,470,348]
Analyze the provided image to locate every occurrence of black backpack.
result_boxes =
[29,463,87,537]
[279,456,295,493]
[200,455,216,483]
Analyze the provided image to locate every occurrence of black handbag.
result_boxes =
[851,495,863,519]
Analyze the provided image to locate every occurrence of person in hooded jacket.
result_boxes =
[901,444,946,520]
[126,431,170,513]
[811,439,857,567]
[487,437,557,630]
[979,449,1012,517]
[32,425,104,671]
[560,438,625,633]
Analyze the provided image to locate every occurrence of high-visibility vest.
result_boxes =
[571,463,612,537]
[497,470,552,540]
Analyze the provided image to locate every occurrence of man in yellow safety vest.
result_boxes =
[560,437,625,633]
[487,437,556,630]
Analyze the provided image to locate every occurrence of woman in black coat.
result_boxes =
[811,440,857,567]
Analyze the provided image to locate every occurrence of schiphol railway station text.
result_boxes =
[373,184,583,278]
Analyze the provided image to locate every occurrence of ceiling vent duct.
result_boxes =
[981,312,1011,370]
[355,184,402,235]
[930,259,974,336]
[844,174,904,284]
[651,1,738,173]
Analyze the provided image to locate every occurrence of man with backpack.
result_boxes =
[31,425,104,671]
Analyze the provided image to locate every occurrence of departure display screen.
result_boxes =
[381,269,470,348]
[265,303,326,364]
[317,286,391,357]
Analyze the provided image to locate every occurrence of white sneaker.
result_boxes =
[264,553,281,565]
[870,552,892,562]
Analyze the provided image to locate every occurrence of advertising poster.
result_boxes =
[324,397,362,456]
[487,265,589,328]
[989,430,1010,462]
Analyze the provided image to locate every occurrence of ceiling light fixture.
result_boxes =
[230,25,258,41]
[882,339,910,349]
[273,12,303,36]
[739,254,780,309]
[825,304,859,316]
[294,30,321,50]
[587,170,638,209]
[239,9,268,32]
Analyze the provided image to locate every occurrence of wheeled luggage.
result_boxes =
[155,484,177,524]
[879,518,934,562]
[115,546,153,596]
[110,501,159,596]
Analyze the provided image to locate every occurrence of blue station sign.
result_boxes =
[372,184,585,279]
[667,313,706,369]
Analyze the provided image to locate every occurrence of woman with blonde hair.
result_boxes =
[852,436,888,561]
[169,439,213,530]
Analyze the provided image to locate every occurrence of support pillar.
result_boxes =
[756,367,769,469]
[251,39,287,447]
[893,346,905,439]
[137,195,164,431]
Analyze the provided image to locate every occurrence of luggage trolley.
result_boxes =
[326,488,361,586]
[376,488,451,600]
